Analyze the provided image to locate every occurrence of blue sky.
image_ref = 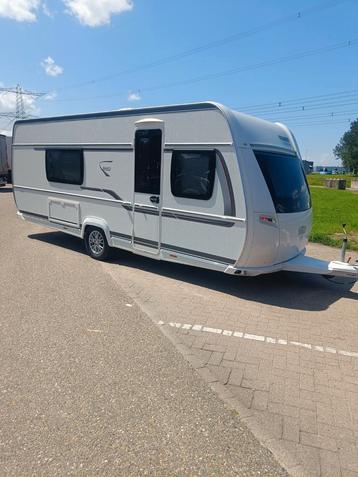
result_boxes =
[0,0,357,165]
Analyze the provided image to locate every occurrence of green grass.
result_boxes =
[309,187,358,250]
[307,173,358,187]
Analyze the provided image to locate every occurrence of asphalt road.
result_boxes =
[0,185,287,477]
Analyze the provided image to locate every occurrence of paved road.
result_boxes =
[99,214,358,476]
[0,185,286,476]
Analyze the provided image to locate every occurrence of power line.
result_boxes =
[246,99,358,117]
[140,39,358,94]
[262,109,358,122]
[56,0,352,92]
[0,113,16,118]
[0,86,46,97]
[49,38,358,104]
[235,89,358,113]
[289,118,353,127]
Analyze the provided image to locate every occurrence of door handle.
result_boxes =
[150,196,160,204]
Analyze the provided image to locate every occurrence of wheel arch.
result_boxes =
[82,217,113,246]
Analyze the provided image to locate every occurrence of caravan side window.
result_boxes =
[46,149,84,185]
[171,150,216,200]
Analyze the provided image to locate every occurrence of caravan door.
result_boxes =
[133,120,163,254]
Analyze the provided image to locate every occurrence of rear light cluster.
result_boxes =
[259,215,277,225]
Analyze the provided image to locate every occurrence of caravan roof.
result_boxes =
[13,101,295,155]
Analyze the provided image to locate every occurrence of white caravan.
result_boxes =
[12,102,358,278]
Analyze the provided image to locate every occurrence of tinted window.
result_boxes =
[46,149,83,185]
[171,150,216,200]
[135,129,162,194]
[254,150,311,213]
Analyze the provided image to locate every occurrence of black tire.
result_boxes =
[84,226,111,261]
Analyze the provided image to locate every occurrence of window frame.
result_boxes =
[170,149,216,201]
[45,148,84,186]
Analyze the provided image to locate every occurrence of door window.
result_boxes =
[135,129,162,195]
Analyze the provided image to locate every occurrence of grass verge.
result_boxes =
[310,187,358,251]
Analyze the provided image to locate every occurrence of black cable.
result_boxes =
[49,39,358,104]
[55,0,353,92]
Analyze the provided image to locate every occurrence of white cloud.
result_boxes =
[0,0,41,22]
[41,57,64,77]
[42,2,54,17]
[44,91,57,100]
[64,0,133,27]
[128,91,141,102]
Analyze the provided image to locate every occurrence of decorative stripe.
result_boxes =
[14,185,132,208]
[133,237,158,248]
[110,231,131,241]
[19,210,235,264]
[164,142,233,150]
[19,210,81,229]
[49,217,80,226]
[16,143,232,151]
[159,321,358,359]
[109,231,236,264]
[215,149,236,217]
[161,210,235,227]
[27,144,133,151]
[14,186,241,226]
[134,204,158,216]
[80,186,123,201]
[133,205,237,227]
[132,206,239,227]
[19,210,48,220]
[162,243,236,265]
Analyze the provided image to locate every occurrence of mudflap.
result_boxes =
[281,253,358,279]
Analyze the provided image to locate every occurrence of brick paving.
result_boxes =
[104,243,358,476]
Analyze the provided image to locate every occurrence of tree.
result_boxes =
[334,120,358,173]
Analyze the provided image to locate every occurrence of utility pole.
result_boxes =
[15,84,26,119]
[0,85,46,129]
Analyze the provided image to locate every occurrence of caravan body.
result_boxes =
[12,102,358,278]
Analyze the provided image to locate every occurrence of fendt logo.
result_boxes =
[99,161,113,177]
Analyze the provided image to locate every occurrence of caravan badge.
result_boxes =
[99,161,112,177]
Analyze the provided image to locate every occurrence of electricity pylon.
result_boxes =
[15,84,25,119]
[0,84,46,122]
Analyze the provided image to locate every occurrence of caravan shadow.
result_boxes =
[0,187,13,193]
[28,230,357,312]
[28,231,87,256]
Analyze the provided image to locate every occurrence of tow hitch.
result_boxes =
[281,224,358,279]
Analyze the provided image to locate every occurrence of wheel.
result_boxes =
[84,227,111,260]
